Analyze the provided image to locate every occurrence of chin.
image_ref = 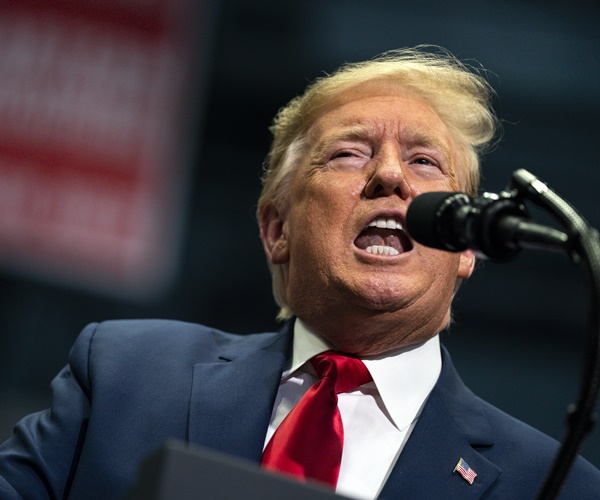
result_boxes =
[350,290,407,314]
[353,279,411,310]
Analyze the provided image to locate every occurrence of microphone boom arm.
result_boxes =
[508,169,600,500]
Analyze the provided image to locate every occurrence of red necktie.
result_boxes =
[261,351,372,487]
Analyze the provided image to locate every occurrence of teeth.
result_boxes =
[368,217,403,230]
[366,245,400,256]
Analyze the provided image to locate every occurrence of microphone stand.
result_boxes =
[494,169,600,499]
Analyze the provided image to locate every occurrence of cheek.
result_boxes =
[428,250,462,287]
[414,244,457,275]
[287,203,350,268]
[286,173,365,260]
[301,178,358,218]
[410,176,459,197]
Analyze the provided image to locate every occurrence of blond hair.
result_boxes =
[258,46,499,320]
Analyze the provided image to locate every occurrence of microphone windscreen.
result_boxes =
[406,192,468,251]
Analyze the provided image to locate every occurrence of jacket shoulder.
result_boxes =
[68,319,282,397]
[75,318,279,357]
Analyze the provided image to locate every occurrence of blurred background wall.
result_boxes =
[1,0,599,473]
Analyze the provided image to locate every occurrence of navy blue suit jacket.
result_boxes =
[1,319,599,498]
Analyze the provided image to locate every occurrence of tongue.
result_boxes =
[355,228,410,252]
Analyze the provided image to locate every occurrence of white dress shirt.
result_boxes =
[263,319,442,499]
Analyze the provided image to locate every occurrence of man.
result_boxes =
[1,47,599,499]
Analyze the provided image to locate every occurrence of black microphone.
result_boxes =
[405,189,570,261]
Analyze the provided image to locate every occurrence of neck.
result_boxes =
[297,307,447,357]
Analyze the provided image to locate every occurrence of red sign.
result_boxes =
[0,0,203,298]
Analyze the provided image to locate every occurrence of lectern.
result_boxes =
[127,440,348,499]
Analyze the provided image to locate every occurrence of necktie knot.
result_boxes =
[311,351,372,394]
[261,350,372,487]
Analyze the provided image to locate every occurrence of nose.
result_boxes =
[364,152,412,200]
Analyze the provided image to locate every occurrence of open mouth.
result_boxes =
[354,216,413,256]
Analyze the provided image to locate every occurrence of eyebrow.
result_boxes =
[401,127,453,164]
[310,121,380,161]
[310,119,453,165]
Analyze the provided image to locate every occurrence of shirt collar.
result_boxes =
[288,318,442,432]
[283,318,333,377]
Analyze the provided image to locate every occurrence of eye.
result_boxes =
[325,145,372,171]
[408,153,446,180]
[332,150,361,159]
[412,156,436,166]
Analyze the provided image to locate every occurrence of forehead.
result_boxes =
[308,83,453,148]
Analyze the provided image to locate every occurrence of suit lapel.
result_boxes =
[380,347,501,499]
[188,324,292,463]
[187,328,502,497]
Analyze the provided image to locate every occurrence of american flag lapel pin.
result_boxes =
[454,457,477,485]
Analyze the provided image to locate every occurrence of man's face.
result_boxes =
[261,86,474,353]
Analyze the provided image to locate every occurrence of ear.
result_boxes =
[457,249,476,279]
[259,202,290,265]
